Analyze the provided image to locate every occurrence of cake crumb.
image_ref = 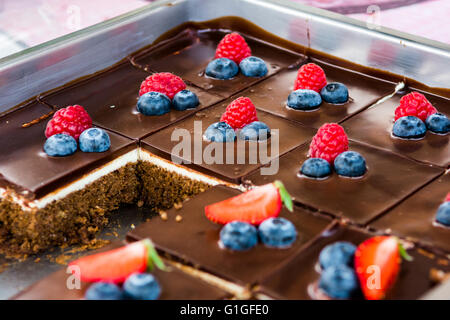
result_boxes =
[34,257,41,263]
[175,215,183,222]
[137,200,144,208]
[173,202,183,210]
[429,268,449,283]
[418,248,435,260]
[437,259,449,266]
[159,210,168,221]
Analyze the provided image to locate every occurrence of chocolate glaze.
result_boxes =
[127,185,333,285]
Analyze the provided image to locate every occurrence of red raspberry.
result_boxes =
[139,72,186,100]
[220,97,258,130]
[294,63,327,93]
[45,105,92,140]
[215,33,252,64]
[309,123,349,164]
[394,92,437,122]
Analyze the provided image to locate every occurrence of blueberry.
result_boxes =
[220,221,258,251]
[79,128,111,153]
[44,134,77,157]
[123,273,161,300]
[238,121,271,141]
[334,151,367,177]
[172,90,199,111]
[205,58,239,80]
[258,217,297,248]
[137,92,171,116]
[85,282,123,300]
[425,113,450,134]
[239,56,268,78]
[300,158,331,178]
[319,241,357,270]
[319,265,359,299]
[436,201,450,226]
[204,122,236,142]
[392,116,426,139]
[320,82,349,104]
[287,89,322,111]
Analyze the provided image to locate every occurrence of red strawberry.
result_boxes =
[215,32,252,64]
[220,97,258,129]
[445,192,450,202]
[139,72,186,100]
[45,105,92,140]
[394,92,437,122]
[294,63,327,93]
[205,180,293,225]
[308,123,349,164]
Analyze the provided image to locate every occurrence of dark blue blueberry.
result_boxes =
[258,217,297,248]
[220,221,258,251]
[319,241,357,270]
[392,116,426,139]
[44,134,77,157]
[238,121,271,141]
[79,128,111,153]
[334,151,367,177]
[123,273,161,300]
[320,82,349,104]
[425,113,450,134]
[436,201,450,227]
[85,282,123,300]
[239,56,268,78]
[319,265,359,299]
[287,89,322,111]
[137,92,171,116]
[300,158,331,179]
[204,122,236,142]
[205,58,239,80]
[172,90,199,111]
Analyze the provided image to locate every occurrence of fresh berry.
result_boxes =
[238,121,271,141]
[204,122,236,142]
[319,265,359,299]
[319,241,357,270]
[215,32,251,64]
[320,82,349,104]
[334,151,367,178]
[446,193,450,202]
[44,134,77,157]
[85,282,123,300]
[308,123,349,164]
[294,63,327,93]
[220,97,258,129]
[300,158,331,179]
[239,56,268,77]
[172,90,199,111]
[123,273,161,300]
[436,201,450,226]
[45,105,92,140]
[425,113,450,134]
[79,128,111,153]
[394,92,437,122]
[258,217,297,248]
[205,180,293,225]
[220,221,258,251]
[137,92,171,116]
[139,72,186,100]
[392,116,426,139]
[205,58,239,80]
[287,89,322,111]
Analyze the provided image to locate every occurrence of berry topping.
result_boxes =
[334,151,367,178]
[320,82,349,104]
[43,134,77,157]
[319,241,357,270]
[238,121,271,141]
[139,72,186,100]
[319,265,359,299]
[137,92,171,116]
[300,158,331,179]
[204,122,236,142]
[258,217,297,248]
[287,89,322,111]
[436,201,450,227]
[123,273,161,300]
[425,113,450,134]
[205,58,239,80]
[294,63,327,93]
[85,282,123,300]
[79,128,111,153]
[219,221,258,251]
[215,32,251,64]
[394,92,437,122]
[220,97,258,130]
[172,90,199,111]
[308,123,349,164]
[392,116,426,139]
[239,56,268,77]
[45,105,92,140]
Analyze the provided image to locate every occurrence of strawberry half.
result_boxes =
[205,180,293,225]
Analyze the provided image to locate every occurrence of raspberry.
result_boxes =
[309,123,349,164]
[45,105,92,141]
[215,33,252,64]
[394,92,437,122]
[220,97,258,130]
[294,63,327,93]
[139,72,186,100]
